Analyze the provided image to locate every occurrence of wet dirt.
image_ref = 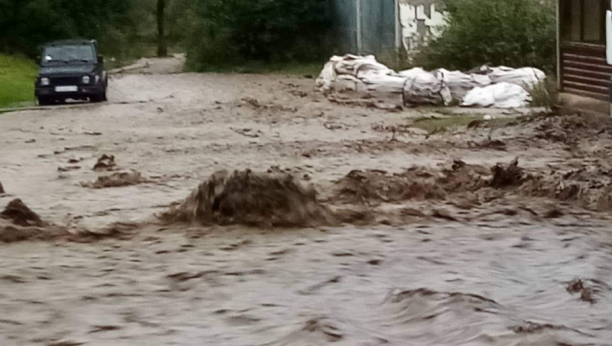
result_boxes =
[1,56,612,345]
[160,169,334,228]
[81,171,148,189]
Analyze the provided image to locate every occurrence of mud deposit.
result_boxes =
[1,57,612,345]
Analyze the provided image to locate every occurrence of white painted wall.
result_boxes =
[399,2,448,55]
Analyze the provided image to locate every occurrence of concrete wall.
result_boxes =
[398,0,447,56]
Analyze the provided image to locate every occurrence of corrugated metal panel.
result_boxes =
[333,0,397,56]
[333,0,359,54]
[360,0,397,55]
[561,44,612,101]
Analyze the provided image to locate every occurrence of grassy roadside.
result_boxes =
[0,54,37,109]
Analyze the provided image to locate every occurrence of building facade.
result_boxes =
[558,0,611,114]
[332,0,447,59]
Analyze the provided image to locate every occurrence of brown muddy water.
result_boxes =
[1,56,612,345]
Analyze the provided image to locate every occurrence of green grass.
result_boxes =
[526,78,558,108]
[411,115,517,134]
[0,54,37,109]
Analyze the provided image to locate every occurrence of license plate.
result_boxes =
[55,86,78,92]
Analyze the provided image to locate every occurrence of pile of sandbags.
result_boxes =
[316,55,546,109]
[316,55,407,96]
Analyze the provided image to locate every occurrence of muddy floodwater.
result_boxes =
[1,57,612,346]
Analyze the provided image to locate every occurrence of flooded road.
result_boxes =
[1,57,612,345]
[2,219,611,346]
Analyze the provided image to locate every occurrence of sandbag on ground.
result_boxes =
[435,69,492,101]
[461,82,532,109]
[403,71,452,107]
[473,65,546,89]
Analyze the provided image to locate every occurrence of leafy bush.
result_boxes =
[415,0,556,72]
[185,0,332,71]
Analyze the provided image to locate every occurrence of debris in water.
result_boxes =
[160,170,334,227]
[467,119,485,129]
[469,138,506,151]
[544,207,564,219]
[93,154,116,171]
[566,278,600,304]
[0,181,4,194]
[432,209,458,221]
[490,158,524,188]
[58,166,81,172]
[231,127,261,138]
[1,199,44,227]
[82,171,146,189]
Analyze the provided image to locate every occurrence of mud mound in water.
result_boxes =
[533,113,612,143]
[332,162,488,205]
[82,171,147,189]
[0,181,4,194]
[0,200,63,243]
[520,160,612,211]
[0,220,48,243]
[160,170,334,227]
[1,199,44,227]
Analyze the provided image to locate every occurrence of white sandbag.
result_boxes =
[461,82,531,109]
[403,71,452,106]
[435,68,492,100]
[358,70,406,95]
[334,74,362,92]
[479,66,546,89]
[316,60,337,94]
[398,67,427,78]
[334,54,390,77]
[318,54,405,98]
[472,74,493,86]
[461,87,496,108]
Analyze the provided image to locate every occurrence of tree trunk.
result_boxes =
[157,0,168,57]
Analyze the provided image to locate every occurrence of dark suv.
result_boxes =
[35,40,108,105]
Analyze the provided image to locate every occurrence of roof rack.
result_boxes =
[44,39,97,47]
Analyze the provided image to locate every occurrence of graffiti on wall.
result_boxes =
[399,1,447,54]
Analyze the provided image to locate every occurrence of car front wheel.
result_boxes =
[37,97,53,106]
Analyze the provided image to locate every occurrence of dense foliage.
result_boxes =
[415,0,556,72]
[185,0,332,71]
[0,0,195,62]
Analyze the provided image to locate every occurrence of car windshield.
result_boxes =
[42,45,95,64]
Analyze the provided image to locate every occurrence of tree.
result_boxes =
[157,0,168,57]
[185,0,331,70]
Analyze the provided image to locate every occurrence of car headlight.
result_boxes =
[41,77,50,86]
[82,76,90,84]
